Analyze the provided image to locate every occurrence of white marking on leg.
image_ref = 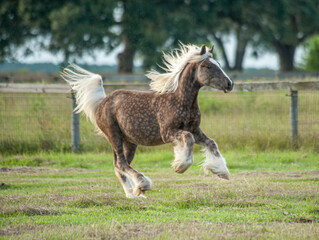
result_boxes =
[116,168,152,190]
[201,147,230,179]
[115,169,135,198]
[123,177,135,198]
[131,174,152,190]
[172,141,193,173]
[119,169,152,197]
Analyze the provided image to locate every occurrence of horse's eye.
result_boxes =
[206,65,212,69]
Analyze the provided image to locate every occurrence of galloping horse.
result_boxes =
[62,43,233,198]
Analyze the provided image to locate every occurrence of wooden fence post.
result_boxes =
[71,92,80,152]
[290,90,298,144]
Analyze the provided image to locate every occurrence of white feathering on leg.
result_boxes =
[115,168,152,197]
[201,148,230,179]
[172,141,193,173]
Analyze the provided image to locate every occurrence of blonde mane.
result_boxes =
[146,43,212,94]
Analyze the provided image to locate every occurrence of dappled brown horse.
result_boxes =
[62,44,233,198]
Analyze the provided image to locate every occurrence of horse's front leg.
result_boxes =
[162,129,195,173]
[193,128,230,180]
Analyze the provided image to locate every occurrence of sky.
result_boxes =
[16,36,304,71]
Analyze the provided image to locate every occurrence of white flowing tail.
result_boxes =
[61,63,106,126]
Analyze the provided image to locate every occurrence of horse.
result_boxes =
[61,43,233,198]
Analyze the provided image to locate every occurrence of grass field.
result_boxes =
[1,150,319,239]
[1,90,319,153]
[1,86,319,238]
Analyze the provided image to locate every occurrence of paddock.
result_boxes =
[0,80,319,239]
[1,80,319,153]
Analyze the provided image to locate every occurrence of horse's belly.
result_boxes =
[119,116,164,146]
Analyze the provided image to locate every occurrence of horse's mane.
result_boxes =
[146,43,212,94]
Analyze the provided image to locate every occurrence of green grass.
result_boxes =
[1,90,319,153]
[1,150,319,239]
[1,88,319,238]
[1,150,318,172]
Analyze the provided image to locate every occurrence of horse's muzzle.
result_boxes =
[224,79,233,93]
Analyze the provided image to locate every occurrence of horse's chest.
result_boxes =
[179,109,201,130]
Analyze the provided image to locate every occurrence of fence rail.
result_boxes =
[1,80,319,152]
[1,71,319,83]
[1,80,319,93]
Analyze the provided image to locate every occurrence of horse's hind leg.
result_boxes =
[114,148,134,198]
[114,146,152,197]
[108,125,151,197]
[122,141,151,197]
[114,142,139,198]
[114,168,135,198]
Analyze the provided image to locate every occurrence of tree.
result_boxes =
[0,0,31,62]
[18,0,116,66]
[4,0,318,73]
[176,0,254,71]
[2,0,168,72]
[115,0,171,73]
[48,0,116,66]
[250,0,319,72]
[1,0,253,72]
[304,35,319,71]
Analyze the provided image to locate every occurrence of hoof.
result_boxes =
[133,185,151,197]
[133,188,144,196]
[172,157,193,174]
[204,167,230,180]
[174,165,188,174]
[218,173,230,180]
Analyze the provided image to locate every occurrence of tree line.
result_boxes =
[1,0,318,73]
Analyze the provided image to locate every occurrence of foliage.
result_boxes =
[19,0,116,66]
[0,0,31,62]
[248,0,319,71]
[304,35,319,71]
[1,0,319,72]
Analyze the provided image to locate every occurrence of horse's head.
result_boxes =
[197,45,233,93]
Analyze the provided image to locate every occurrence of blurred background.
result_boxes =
[0,0,319,154]
[1,0,319,74]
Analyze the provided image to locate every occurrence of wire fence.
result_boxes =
[1,88,318,154]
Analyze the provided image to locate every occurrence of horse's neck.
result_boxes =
[175,64,201,107]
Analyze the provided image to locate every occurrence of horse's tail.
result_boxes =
[61,63,106,126]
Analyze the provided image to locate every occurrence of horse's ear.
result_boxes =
[209,45,214,53]
[199,45,206,55]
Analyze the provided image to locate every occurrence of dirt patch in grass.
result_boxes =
[1,206,64,217]
[235,170,318,178]
[1,222,318,239]
[0,166,47,173]
[294,217,317,223]
[236,171,271,176]
[113,222,319,239]
[67,195,115,208]
[0,192,118,210]
[0,224,43,236]
[0,166,92,174]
